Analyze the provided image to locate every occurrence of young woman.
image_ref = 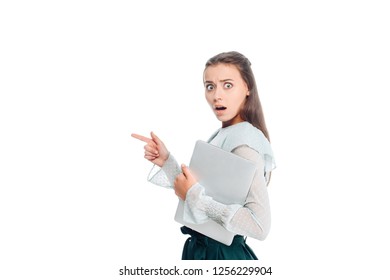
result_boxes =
[132,51,276,260]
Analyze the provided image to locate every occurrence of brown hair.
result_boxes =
[205,51,270,142]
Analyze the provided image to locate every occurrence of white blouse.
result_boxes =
[147,122,275,241]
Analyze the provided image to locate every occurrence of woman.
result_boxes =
[132,51,276,260]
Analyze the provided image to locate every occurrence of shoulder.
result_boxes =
[223,122,266,152]
[223,122,276,173]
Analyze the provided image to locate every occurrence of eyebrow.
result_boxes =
[204,79,234,84]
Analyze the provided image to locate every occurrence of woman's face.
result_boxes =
[204,63,249,127]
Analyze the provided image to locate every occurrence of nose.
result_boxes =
[214,86,224,102]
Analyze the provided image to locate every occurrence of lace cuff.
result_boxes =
[147,153,181,189]
[183,183,241,226]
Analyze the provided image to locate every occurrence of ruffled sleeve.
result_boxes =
[147,153,182,189]
[183,183,242,224]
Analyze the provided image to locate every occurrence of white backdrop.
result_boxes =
[1,1,390,279]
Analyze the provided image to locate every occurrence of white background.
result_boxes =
[1,0,390,279]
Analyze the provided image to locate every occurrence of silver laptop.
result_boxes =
[174,140,257,245]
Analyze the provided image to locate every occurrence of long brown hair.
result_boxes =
[205,51,270,142]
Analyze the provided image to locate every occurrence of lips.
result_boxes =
[215,105,227,111]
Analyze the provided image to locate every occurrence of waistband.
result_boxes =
[181,226,246,246]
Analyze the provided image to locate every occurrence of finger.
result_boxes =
[182,165,196,181]
[145,155,157,161]
[144,144,159,155]
[131,133,152,143]
[175,173,184,181]
[181,164,192,178]
[174,178,179,188]
[145,151,159,157]
[150,131,163,145]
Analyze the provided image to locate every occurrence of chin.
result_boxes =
[215,116,232,123]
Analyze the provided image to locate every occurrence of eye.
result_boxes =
[224,82,233,89]
[205,84,214,91]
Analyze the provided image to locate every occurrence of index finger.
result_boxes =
[131,133,152,143]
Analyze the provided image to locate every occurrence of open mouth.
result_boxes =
[215,106,227,111]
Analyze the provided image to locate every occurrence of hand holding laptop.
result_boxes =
[174,164,197,201]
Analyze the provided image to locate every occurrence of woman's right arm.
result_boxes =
[131,132,181,188]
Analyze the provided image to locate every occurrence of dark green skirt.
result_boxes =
[181,226,258,260]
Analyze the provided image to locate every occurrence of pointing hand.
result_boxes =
[131,132,169,167]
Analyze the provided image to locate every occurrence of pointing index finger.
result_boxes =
[131,133,152,143]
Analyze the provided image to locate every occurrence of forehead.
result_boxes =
[204,63,242,81]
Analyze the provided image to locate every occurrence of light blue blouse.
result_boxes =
[147,121,276,240]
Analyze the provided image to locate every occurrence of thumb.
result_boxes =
[150,131,162,145]
[181,164,192,178]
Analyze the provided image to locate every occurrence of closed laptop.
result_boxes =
[174,140,256,245]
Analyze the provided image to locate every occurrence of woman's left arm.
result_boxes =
[177,145,271,241]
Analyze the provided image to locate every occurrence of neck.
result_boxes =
[222,115,245,128]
